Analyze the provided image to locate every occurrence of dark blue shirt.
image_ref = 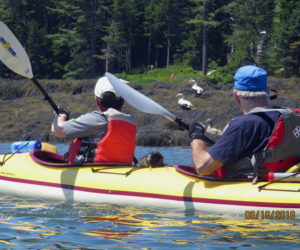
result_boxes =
[208,111,281,166]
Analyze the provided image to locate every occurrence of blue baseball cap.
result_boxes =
[234,65,267,91]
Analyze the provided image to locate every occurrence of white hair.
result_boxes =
[235,89,270,112]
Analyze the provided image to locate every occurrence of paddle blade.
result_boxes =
[0,21,33,79]
[106,72,176,120]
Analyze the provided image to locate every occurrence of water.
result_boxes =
[0,143,300,249]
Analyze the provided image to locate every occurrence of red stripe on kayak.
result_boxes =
[1,175,300,209]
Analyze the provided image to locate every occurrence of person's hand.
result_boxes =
[57,106,70,120]
[188,122,206,141]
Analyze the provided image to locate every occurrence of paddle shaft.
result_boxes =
[31,77,59,114]
[0,22,59,114]
[176,117,215,145]
[106,72,215,146]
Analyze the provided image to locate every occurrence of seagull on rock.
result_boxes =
[191,80,204,97]
[176,93,193,110]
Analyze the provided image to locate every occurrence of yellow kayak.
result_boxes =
[0,144,299,216]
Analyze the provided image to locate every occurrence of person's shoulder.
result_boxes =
[229,114,251,125]
[249,109,281,121]
[104,108,137,123]
[75,111,106,121]
[119,110,137,124]
[227,110,280,132]
[228,113,268,130]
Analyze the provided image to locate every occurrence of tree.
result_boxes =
[143,0,178,68]
[46,0,111,78]
[0,0,54,78]
[177,0,232,74]
[0,0,297,79]
[226,0,275,70]
[108,0,140,73]
[144,0,156,67]
[262,0,300,76]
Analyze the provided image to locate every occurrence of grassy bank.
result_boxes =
[116,64,204,85]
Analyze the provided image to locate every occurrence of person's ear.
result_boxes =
[95,97,101,106]
[233,89,241,106]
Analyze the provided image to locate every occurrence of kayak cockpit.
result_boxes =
[174,165,215,180]
[30,150,66,166]
[29,150,243,180]
[30,150,136,168]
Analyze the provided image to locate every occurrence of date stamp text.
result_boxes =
[245,210,296,220]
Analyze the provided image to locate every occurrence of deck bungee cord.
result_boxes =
[0,141,31,166]
[258,171,300,192]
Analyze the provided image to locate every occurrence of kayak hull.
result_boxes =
[0,151,300,215]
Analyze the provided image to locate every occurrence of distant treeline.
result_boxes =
[0,0,299,80]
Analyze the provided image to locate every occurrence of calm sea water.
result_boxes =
[0,143,300,249]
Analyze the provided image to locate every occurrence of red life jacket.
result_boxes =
[212,108,300,179]
[94,113,136,164]
[260,108,300,174]
[67,109,136,165]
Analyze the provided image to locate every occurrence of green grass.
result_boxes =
[116,64,202,85]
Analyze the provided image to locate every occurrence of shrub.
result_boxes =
[116,64,201,85]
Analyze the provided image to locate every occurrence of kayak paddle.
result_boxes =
[0,21,59,114]
[105,72,215,145]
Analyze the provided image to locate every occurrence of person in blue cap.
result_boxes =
[188,65,300,179]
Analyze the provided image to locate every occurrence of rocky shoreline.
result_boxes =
[0,77,299,146]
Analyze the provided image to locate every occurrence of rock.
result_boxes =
[0,78,299,146]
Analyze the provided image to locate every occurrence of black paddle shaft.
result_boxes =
[31,77,59,114]
[175,117,215,146]
[175,117,189,130]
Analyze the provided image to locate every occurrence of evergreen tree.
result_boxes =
[177,0,232,73]
[144,0,177,68]
[109,0,140,73]
[46,0,109,78]
[45,1,84,78]
[0,0,298,79]
[263,0,300,76]
[226,0,275,70]
[144,0,157,67]
[0,0,53,78]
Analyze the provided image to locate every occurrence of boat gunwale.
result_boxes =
[30,150,133,168]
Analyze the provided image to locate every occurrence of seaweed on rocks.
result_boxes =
[1,78,300,146]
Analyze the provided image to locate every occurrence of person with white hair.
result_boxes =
[51,76,137,165]
[189,65,300,180]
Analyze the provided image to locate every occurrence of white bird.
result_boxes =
[176,93,193,110]
[191,80,204,97]
[205,118,223,136]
